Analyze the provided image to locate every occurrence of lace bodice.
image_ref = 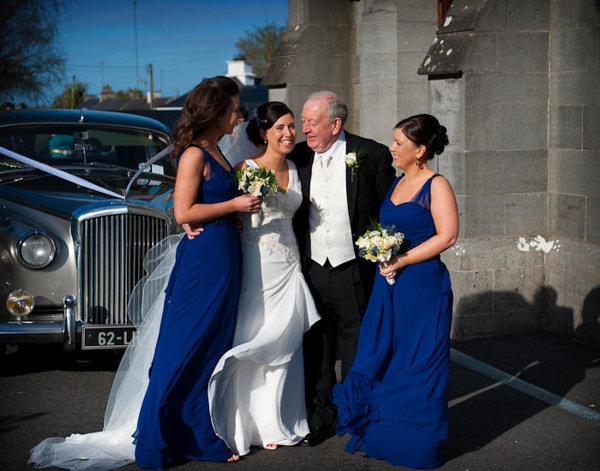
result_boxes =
[240,159,302,265]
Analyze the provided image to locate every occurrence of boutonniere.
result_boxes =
[345,149,364,182]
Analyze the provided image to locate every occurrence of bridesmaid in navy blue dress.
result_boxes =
[333,114,458,469]
[133,76,263,468]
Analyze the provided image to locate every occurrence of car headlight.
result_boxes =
[17,232,56,268]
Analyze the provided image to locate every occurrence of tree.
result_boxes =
[0,0,66,103]
[52,81,88,109]
[235,21,286,78]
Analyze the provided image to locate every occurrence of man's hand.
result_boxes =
[183,222,203,240]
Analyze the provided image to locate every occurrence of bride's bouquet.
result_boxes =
[356,222,404,285]
[236,166,279,228]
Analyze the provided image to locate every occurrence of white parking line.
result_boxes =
[450,348,600,425]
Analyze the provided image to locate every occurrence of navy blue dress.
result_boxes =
[333,175,452,469]
[134,147,241,468]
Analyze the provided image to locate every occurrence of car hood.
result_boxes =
[0,167,174,219]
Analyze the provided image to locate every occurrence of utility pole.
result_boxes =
[71,75,76,109]
[148,63,154,109]
[133,0,139,85]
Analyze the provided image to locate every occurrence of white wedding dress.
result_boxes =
[29,234,182,470]
[208,159,320,456]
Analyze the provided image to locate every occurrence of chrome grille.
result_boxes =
[79,213,169,325]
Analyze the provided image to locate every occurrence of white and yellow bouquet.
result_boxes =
[236,166,278,228]
[356,222,404,285]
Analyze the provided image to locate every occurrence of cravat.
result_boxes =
[321,154,332,169]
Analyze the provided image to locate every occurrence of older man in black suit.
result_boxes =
[289,91,396,446]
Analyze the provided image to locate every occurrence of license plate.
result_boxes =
[82,325,136,350]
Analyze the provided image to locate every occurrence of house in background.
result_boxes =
[80,58,269,130]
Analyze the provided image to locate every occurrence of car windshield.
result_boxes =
[0,125,175,177]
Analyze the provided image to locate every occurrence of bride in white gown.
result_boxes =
[29,102,318,469]
[208,102,319,455]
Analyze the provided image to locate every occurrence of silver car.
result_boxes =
[0,109,177,353]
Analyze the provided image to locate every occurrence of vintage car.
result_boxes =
[0,109,178,353]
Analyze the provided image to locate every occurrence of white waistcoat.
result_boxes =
[309,138,355,267]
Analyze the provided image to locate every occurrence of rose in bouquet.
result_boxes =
[236,166,279,228]
[355,222,404,285]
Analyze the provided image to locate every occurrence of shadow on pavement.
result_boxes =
[445,286,600,463]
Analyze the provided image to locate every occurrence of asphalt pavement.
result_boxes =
[1,332,599,471]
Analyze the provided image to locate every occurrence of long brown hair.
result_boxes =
[171,76,239,161]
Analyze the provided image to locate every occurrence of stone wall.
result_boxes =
[265,0,600,345]
[546,0,600,346]
[427,0,599,344]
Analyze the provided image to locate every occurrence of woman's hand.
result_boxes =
[380,255,406,281]
[231,194,263,213]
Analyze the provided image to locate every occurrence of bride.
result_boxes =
[28,101,318,469]
[207,101,319,455]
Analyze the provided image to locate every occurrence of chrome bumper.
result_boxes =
[0,295,77,350]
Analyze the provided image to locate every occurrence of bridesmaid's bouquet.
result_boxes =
[236,166,279,228]
[356,222,404,285]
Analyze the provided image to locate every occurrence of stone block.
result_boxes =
[461,194,505,238]
[437,151,465,194]
[493,266,545,311]
[464,106,498,151]
[353,0,397,24]
[545,239,600,277]
[355,52,397,84]
[449,237,544,272]
[396,0,437,23]
[548,149,600,197]
[462,150,547,195]
[463,33,496,73]
[550,70,597,105]
[476,1,507,31]
[451,269,495,317]
[496,32,549,72]
[397,22,439,53]
[549,193,586,239]
[394,82,430,120]
[397,52,431,83]
[550,0,579,29]
[466,73,548,108]
[497,107,547,151]
[588,198,600,243]
[504,193,547,236]
[544,268,600,342]
[550,28,595,72]
[310,55,351,86]
[356,22,397,54]
[578,0,600,26]
[506,0,550,31]
[306,0,352,25]
[583,105,600,150]
[549,106,582,149]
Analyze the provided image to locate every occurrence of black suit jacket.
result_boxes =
[289,131,396,301]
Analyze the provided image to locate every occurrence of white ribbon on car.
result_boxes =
[0,145,173,201]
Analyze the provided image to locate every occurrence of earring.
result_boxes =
[264,140,268,145]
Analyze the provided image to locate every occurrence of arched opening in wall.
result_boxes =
[438,0,453,26]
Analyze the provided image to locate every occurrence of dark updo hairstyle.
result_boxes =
[394,114,449,161]
[171,76,239,161]
[246,101,294,146]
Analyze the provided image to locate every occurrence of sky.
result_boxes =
[55,0,288,101]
